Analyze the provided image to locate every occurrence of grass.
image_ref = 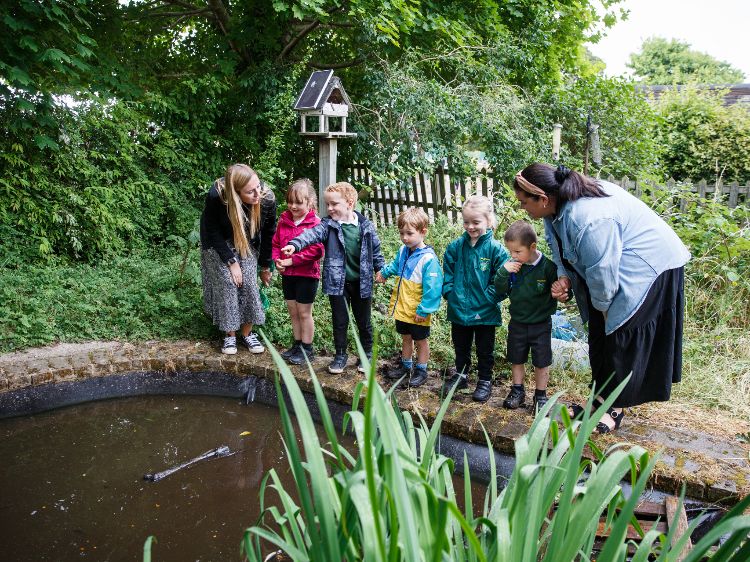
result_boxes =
[2,210,749,422]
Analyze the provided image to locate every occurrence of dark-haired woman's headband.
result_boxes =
[514,172,546,197]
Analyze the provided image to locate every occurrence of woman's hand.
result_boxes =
[414,313,427,323]
[259,268,272,287]
[504,260,522,273]
[229,262,243,287]
[375,271,385,284]
[551,275,571,301]
[281,245,296,257]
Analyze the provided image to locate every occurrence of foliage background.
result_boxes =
[2,1,749,421]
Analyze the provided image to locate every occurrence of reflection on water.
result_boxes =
[0,395,319,561]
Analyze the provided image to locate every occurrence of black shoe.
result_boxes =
[300,343,315,363]
[441,372,469,394]
[356,353,372,373]
[386,362,412,380]
[472,380,492,402]
[288,344,314,365]
[532,394,549,415]
[280,341,301,360]
[503,386,526,409]
[328,354,348,374]
[408,366,428,387]
[596,407,625,434]
[221,336,237,355]
[240,332,265,353]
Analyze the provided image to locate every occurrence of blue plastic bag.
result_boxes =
[551,310,577,341]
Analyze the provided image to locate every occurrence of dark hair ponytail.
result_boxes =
[518,163,607,206]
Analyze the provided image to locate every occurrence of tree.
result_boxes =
[538,76,660,178]
[654,86,750,183]
[627,37,745,85]
[1,0,627,262]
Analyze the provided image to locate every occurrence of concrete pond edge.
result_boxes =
[0,339,747,504]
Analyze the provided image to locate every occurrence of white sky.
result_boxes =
[587,0,750,81]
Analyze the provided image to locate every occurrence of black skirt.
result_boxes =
[587,267,685,408]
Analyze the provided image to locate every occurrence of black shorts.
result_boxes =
[506,319,552,368]
[281,276,319,304]
[395,319,430,341]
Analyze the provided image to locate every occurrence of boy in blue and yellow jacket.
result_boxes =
[376,208,443,387]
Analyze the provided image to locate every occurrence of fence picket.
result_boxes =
[728,182,739,208]
[419,171,429,218]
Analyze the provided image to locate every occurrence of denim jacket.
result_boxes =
[289,211,385,298]
[545,180,690,334]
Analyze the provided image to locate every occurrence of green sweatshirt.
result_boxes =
[443,231,509,326]
[494,253,558,324]
[341,222,362,282]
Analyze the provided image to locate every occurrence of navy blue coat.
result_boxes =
[289,212,385,298]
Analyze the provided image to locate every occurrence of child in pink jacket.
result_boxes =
[271,179,324,365]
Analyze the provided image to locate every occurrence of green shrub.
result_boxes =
[654,86,750,183]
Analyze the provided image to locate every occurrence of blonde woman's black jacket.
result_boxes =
[199,180,278,268]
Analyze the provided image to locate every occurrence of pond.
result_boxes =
[0,393,487,561]
[0,395,323,561]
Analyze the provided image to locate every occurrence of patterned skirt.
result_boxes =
[201,248,265,332]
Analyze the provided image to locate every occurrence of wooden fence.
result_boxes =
[347,163,749,227]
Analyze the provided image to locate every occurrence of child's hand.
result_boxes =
[276,258,293,268]
[274,258,286,273]
[551,276,571,301]
[504,260,522,273]
[414,314,427,323]
[281,244,296,257]
[375,271,385,284]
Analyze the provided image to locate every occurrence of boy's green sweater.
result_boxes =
[494,253,558,324]
[341,222,362,281]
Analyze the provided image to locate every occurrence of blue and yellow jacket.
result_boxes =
[381,245,443,326]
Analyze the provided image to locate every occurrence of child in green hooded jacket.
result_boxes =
[441,195,509,402]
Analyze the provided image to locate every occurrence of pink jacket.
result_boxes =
[271,209,324,278]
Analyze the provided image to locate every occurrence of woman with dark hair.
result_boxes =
[200,163,277,355]
[513,163,690,432]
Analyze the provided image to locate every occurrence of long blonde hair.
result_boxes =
[218,163,260,258]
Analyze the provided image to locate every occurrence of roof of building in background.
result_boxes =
[638,84,750,107]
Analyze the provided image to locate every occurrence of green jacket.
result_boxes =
[494,253,558,324]
[442,231,509,326]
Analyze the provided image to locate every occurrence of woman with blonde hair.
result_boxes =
[200,163,277,354]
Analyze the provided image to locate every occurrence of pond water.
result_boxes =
[0,395,324,561]
[0,394,486,561]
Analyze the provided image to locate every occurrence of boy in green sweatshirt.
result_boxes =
[494,221,560,414]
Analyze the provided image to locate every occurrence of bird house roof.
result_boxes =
[294,70,351,112]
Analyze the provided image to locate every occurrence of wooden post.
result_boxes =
[434,166,444,220]
[318,138,337,212]
[665,496,692,561]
